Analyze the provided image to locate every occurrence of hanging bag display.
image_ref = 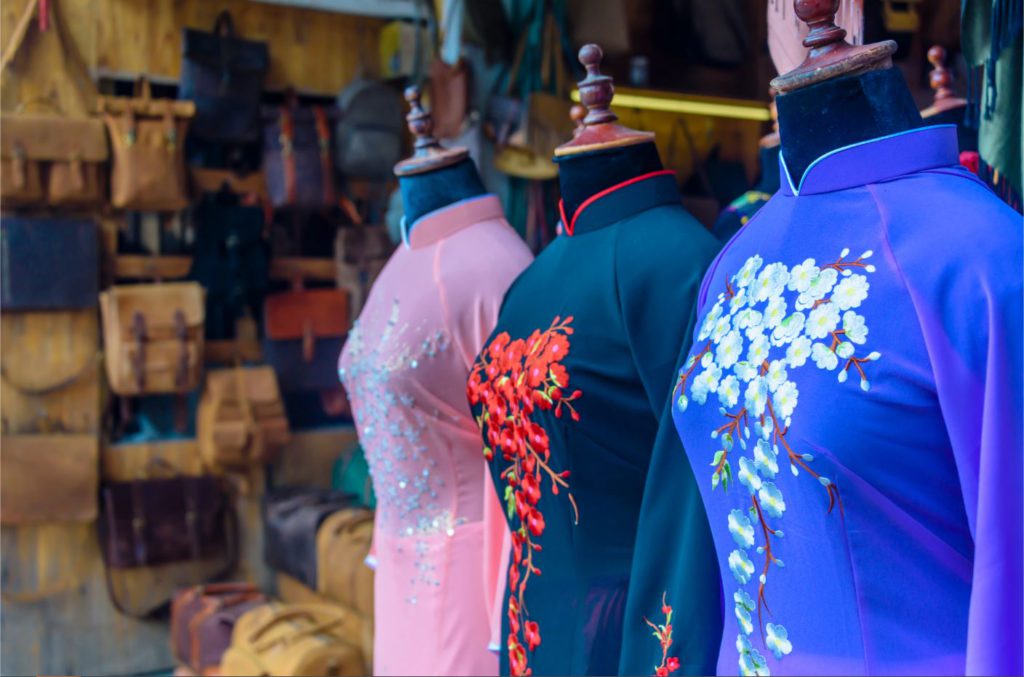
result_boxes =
[0,0,108,208]
[315,507,374,618]
[262,287,349,392]
[198,366,290,474]
[99,78,193,212]
[179,11,269,144]
[100,282,205,396]
[263,96,338,209]
[219,602,366,676]
[171,582,268,674]
[1,217,98,310]
[334,79,406,182]
[1,434,99,524]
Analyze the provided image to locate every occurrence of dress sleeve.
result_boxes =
[614,213,721,413]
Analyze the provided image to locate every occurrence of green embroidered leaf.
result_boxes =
[711,450,725,466]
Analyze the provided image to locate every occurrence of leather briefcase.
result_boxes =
[180,11,269,144]
[263,488,355,589]
[219,602,365,676]
[100,283,205,396]
[99,78,194,212]
[171,582,268,674]
[334,224,392,319]
[315,508,374,618]
[198,366,290,473]
[0,434,99,524]
[262,289,349,392]
[0,217,98,310]
[262,102,337,209]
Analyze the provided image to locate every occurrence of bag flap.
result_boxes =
[103,283,205,333]
[264,290,349,341]
[0,114,109,162]
[1,434,99,524]
[206,367,282,405]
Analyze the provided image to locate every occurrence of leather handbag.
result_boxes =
[315,508,374,618]
[334,223,392,319]
[0,434,99,524]
[188,191,270,340]
[99,78,194,212]
[197,366,290,474]
[100,282,205,396]
[180,11,270,144]
[262,289,349,393]
[263,100,338,209]
[0,0,108,208]
[171,582,268,674]
[0,217,98,310]
[220,602,366,676]
[334,79,406,182]
[262,488,355,589]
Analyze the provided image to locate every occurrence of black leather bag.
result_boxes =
[188,191,270,340]
[334,79,405,182]
[263,102,338,209]
[0,217,98,310]
[262,488,355,588]
[180,11,269,144]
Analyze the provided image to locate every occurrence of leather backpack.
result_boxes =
[262,288,350,392]
[197,366,290,474]
[171,582,268,674]
[100,282,205,396]
[334,79,405,182]
[315,508,375,619]
[263,99,338,209]
[99,78,194,212]
[219,603,366,676]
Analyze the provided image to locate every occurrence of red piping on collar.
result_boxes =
[558,169,676,236]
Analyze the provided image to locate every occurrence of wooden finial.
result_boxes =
[394,86,468,176]
[921,45,967,117]
[555,43,654,157]
[770,0,896,94]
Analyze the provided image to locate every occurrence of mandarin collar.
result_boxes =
[558,169,680,236]
[779,124,959,196]
[402,194,505,249]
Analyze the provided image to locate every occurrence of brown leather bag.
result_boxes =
[100,283,205,396]
[99,78,194,212]
[0,434,99,524]
[315,508,374,619]
[0,0,108,207]
[219,602,366,676]
[429,57,469,139]
[198,366,290,473]
[171,582,268,674]
[262,289,350,393]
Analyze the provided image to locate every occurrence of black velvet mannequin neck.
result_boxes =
[555,141,664,220]
[399,158,487,228]
[777,68,923,185]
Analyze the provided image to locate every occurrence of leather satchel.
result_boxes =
[0,434,99,524]
[1,217,98,310]
[99,78,194,212]
[263,488,355,589]
[171,582,268,674]
[315,508,374,619]
[100,283,205,396]
[334,223,392,320]
[219,602,365,677]
[198,366,290,474]
[262,289,349,392]
[263,101,338,209]
[180,11,270,144]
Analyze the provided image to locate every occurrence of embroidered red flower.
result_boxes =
[645,592,681,676]
[468,316,583,676]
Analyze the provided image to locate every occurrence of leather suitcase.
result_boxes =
[0,217,99,310]
[171,582,268,674]
[219,602,365,676]
[262,289,349,392]
[315,508,375,619]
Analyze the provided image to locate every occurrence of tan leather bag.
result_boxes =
[100,283,205,395]
[0,434,99,524]
[0,0,108,207]
[315,508,374,619]
[99,79,194,212]
[198,366,290,473]
[219,602,366,676]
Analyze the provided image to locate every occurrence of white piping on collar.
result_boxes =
[400,215,410,249]
[780,124,957,196]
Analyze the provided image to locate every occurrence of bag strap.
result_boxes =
[212,10,235,37]
[279,107,297,206]
[131,311,147,392]
[233,365,257,461]
[313,106,335,207]
[0,0,40,74]
[0,352,99,397]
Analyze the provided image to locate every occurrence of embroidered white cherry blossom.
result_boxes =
[765,624,793,660]
[729,509,756,548]
[729,548,756,584]
[807,303,841,339]
[785,336,812,368]
[717,374,741,409]
[832,274,870,310]
[787,258,819,293]
[842,311,868,344]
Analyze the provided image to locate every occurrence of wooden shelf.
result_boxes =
[114,255,336,283]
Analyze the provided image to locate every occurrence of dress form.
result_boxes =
[554,45,666,223]
[920,45,978,153]
[772,0,922,184]
[395,87,486,230]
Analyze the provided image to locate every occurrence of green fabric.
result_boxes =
[962,0,1022,208]
[332,443,377,509]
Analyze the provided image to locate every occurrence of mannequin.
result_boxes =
[554,44,665,222]
[920,45,978,153]
[772,0,922,184]
[394,88,486,230]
